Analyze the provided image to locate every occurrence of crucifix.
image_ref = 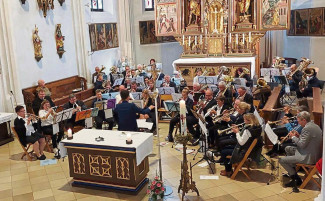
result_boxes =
[212,8,220,34]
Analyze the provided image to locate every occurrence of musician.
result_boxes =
[279,111,322,188]
[287,64,303,98]
[136,64,147,77]
[122,65,130,78]
[131,69,137,78]
[36,79,51,96]
[214,81,232,105]
[142,89,156,132]
[253,78,271,109]
[234,68,252,87]
[92,66,100,83]
[299,69,322,97]
[39,100,63,156]
[219,113,263,177]
[193,69,202,85]
[103,80,113,93]
[167,88,197,142]
[148,80,155,92]
[207,95,231,146]
[14,105,46,160]
[236,87,254,112]
[215,102,251,152]
[92,90,114,130]
[94,74,105,93]
[124,77,132,89]
[144,77,150,89]
[32,89,55,115]
[63,94,87,130]
[161,75,178,93]
[114,90,154,131]
[130,81,142,93]
[116,85,134,104]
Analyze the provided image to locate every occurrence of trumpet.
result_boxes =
[212,108,235,123]
[217,123,246,135]
[25,113,40,121]
[267,116,296,125]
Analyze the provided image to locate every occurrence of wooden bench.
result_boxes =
[22,76,93,113]
[312,87,323,127]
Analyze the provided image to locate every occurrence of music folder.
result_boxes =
[94,100,108,110]
[75,109,92,122]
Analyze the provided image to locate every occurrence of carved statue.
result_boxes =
[237,0,251,23]
[33,25,43,61]
[55,24,65,58]
[37,0,54,18]
[188,0,201,26]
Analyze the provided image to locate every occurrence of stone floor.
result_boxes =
[0,123,321,201]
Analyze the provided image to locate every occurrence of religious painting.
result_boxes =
[139,20,176,44]
[308,8,323,36]
[112,24,119,48]
[258,0,290,31]
[144,0,154,11]
[295,9,308,35]
[89,24,97,51]
[287,10,295,35]
[105,23,113,48]
[96,24,106,50]
[230,0,257,31]
[155,1,180,36]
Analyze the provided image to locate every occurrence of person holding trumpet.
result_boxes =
[219,113,263,177]
[14,105,47,160]
[39,100,64,157]
[63,94,87,130]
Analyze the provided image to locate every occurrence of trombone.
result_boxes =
[217,123,245,135]
[267,116,296,125]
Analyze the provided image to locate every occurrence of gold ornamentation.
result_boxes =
[188,0,201,26]
[237,0,251,23]
[33,25,43,62]
[116,157,130,180]
[55,24,65,58]
[37,0,54,18]
[89,155,112,177]
[72,153,85,174]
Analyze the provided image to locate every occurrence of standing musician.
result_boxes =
[161,75,178,93]
[92,90,114,130]
[234,68,252,87]
[39,100,63,157]
[215,102,251,153]
[287,64,303,98]
[167,88,197,142]
[32,89,55,115]
[279,111,322,188]
[214,81,232,105]
[14,105,46,160]
[253,78,271,109]
[298,68,322,97]
[141,89,156,132]
[219,113,263,177]
[63,94,87,130]
[236,86,254,112]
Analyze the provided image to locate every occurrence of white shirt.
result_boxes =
[236,129,251,146]
[193,76,199,85]
[216,105,223,116]
[115,93,134,105]
[39,110,54,126]
[18,116,35,136]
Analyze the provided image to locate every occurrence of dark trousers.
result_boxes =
[220,148,234,172]
[271,127,296,154]
[168,115,198,137]
[41,125,64,149]
[148,111,157,132]
[95,115,114,130]
[65,119,85,133]
[216,134,237,151]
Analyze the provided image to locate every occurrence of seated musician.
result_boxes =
[167,88,198,142]
[92,90,114,130]
[279,111,322,188]
[298,68,322,97]
[266,105,308,158]
[253,78,271,109]
[39,100,63,157]
[92,66,100,83]
[148,80,155,92]
[115,85,134,104]
[114,90,154,131]
[141,89,156,132]
[207,95,231,147]
[103,80,113,93]
[14,105,46,160]
[130,81,142,93]
[214,81,232,105]
[219,113,263,177]
[193,68,202,85]
[234,68,252,87]
[36,79,51,96]
[136,64,147,77]
[122,65,130,78]
[124,77,132,89]
[94,74,105,93]
[236,86,254,112]
[63,94,87,130]
[287,64,303,98]
[161,75,178,93]
[32,89,55,115]
[144,77,150,89]
[215,102,251,152]
[131,69,137,78]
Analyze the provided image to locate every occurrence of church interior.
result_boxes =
[0,0,324,201]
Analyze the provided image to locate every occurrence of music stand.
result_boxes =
[112,73,123,80]
[156,80,163,88]
[171,93,182,102]
[94,100,108,110]
[107,99,116,109]
[172,78,181,86]
[158,87,175,95]
[113,78,123,87]
[102,92,119,100]
[91,108,99,117]
[198,76,217,85]
[132,76,144,84]
[75,109,92,122]
[209,85,218,93]
[193,92,205,103]
[274,75,295,105]
[131,92,142,100]
[130,100,144,108]
[164,101,180,113]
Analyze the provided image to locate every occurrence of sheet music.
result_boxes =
[85,117,93,128]
[102,92,119,100]
[209,85,218,92]
[131,92,142,100]
[52,123,59,134]
[199,119,208,135]
[198,76,217,85]
[171,93,182,102]
[260,68,280,77]
[264,123,278,145]
[130,100,144,108]
[104,109,113,118]
[233,78,246,86]
[113,78,123,86]
[95,100,108,110]
[164,101,181,113]
[158,87,175,95]
[136,119,153,129]
[254,109,264,126]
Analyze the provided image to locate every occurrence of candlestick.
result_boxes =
[242,33,245,44]
[67,128,73,140]
[229,33,231,43]
[126,133,133,144]
[179,100,187,135]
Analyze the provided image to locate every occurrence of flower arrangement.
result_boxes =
[147,176,165,200]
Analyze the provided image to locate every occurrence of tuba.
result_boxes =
[239,68,250,78]
[110,66,117,74]
[288,57,313,79]
[99,65,106,73]
[299,68,316,91]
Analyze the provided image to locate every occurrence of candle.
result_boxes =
[200,35,202,44]
[236,34,238,45]
[126,133,132,143]
[189,36,191,45]
[242,33,245,44]
[229,33,231,43]
[205,28,207,35]
[182,35,185,45]
[67,128,73,140]
[195,36,197,46]
[249,32,252,43]
[179,100,187,135]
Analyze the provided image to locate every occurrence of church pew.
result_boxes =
[312,87,323,128]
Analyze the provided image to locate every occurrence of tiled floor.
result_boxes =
[0,123,321,201]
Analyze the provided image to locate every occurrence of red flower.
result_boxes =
[155,189,160,194]
[157,183,161,187]
[152,180,156,185]
[151,185,155,190]
[147,189,150,194]
[161,187,165,191]
[155,176,159,180]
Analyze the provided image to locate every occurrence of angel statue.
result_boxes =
[237,0,251,23]
[33,26,43,61]
[188,0,201,26]
[55,24,65,58]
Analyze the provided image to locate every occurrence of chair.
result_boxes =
[253,100,261,111]
[43,134,53,153]
[230,138,258,180]
[11,127,34,161]
[296,163,322,189]
[158,94,173,123]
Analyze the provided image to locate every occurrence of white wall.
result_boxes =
[9,1,79,88]
[130,0,183,76]
[84,0,120,75]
